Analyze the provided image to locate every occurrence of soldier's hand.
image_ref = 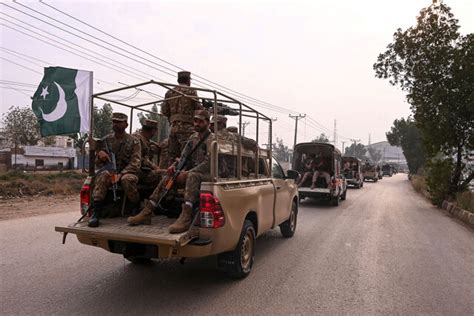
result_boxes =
[97,150,110,162]
[167,164,176,175]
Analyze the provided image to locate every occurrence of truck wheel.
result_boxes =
[123,255,151,264]
[280,201,297,238]
[340,189,347,200]
[360,182,364,188]
[219,220,255,279]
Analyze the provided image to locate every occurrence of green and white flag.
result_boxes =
[32,66,92,136]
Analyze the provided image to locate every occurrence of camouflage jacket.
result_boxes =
[132,131,157,171]
[219,128,257,149]
[181,130,214,174]
[161,85,202,127]
[96,132,141,175]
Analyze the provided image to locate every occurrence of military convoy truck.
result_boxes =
[55,81,299,279]
[292,142,347,206]
[342,156,364,189]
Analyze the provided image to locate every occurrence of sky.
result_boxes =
[1,0,473,150]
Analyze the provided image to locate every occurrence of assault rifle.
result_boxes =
[202,99,239,116]
[100,139,119,202]
[157,131,210,209]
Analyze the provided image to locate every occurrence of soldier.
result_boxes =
[89,112,141,227]
[161,71,203,166]
[128,110,214,233]
[297,153,316,186]
[158,138,169,169]
[133,119,165,189]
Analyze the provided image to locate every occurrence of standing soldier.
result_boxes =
[161,71,202,166]
[128,110,214,233]
[89,112,141,227]
[132,119,165,189]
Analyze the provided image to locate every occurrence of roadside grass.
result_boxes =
[0,170,86,198]
[456,191,474,213]
[410,175,431,199]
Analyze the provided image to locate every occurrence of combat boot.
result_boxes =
[127,199,154,226]
[88,201,104,227]
[169,203,193,234]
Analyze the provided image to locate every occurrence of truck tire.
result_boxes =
[123,255,151,264]
[360,182,364,188]
[280,201,297,238]
[340,189,347,200]
[218,220,255,279]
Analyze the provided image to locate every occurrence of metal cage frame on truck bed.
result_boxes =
[89,80,273,180]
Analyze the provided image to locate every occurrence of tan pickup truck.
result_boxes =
[56,81,299,279]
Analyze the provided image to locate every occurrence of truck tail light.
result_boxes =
[199,192,225,228]
[80,177,92,216]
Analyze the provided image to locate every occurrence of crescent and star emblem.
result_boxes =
[40,81,68,122]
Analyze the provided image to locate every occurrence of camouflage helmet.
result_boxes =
[194,109,210,122]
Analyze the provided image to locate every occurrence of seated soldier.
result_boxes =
[128,110,214,234]
[297,153,316,186]
[89,112,141,227]
[311,157,331,189]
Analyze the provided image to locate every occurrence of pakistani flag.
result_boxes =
[32,67,92,136]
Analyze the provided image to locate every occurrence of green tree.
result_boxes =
[93,103,113,138]
[374,1,473,197]
[345,143,367,159]
[272,137,290,162]
[367,146,382,163]
[137,104,169,142]
[1,106,41,146]
[312,133,330,143]
[42,136,57,146]
[386,117,425,174]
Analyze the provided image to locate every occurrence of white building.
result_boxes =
[12,146,77,170]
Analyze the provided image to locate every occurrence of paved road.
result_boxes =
[1,174,473,315]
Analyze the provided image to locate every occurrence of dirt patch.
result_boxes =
[0,195,78,221]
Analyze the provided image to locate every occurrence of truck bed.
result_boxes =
[55,216,198,246]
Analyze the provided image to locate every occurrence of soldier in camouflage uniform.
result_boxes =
[161,71,203,166]
[128,110,214,233]
[132,119,166,190]
[89,112,141,227]
[158,138,169,169]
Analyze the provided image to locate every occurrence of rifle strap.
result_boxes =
[182,130,211,163]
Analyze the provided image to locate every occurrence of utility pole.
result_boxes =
[289,114,306,149]
[341,141,346,155]
[333,119,337,148]
[368,133,371,146]
[242,121,250,137]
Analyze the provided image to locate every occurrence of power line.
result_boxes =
[39,0,300,115]
[0,56,42,74]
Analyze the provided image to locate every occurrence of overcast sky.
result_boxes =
[1,0,473,149]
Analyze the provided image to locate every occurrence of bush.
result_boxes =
[456,191,474,213]
[425,158,454,206]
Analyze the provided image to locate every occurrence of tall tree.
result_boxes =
[386,117,425,174]
[272,137,291,162]
[137,104,169,142]
[92,103,113,138]
[1,106,41,146]
[374,1,473,196]
[312,133,330,143]
[345,143,367,159]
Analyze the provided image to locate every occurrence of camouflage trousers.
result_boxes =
[149,171,211,205]
[138,169,165,188]
[93,171,139,203]
[168,129,194,164]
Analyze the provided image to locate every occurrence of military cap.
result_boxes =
[211,115,228,124]
[141,119,158,129]
[177,71,191,81]
[112,112,128,121]
[194,109,210,121]
[226,126,238,133]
